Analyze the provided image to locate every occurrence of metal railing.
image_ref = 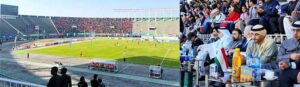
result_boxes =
[198,34,288,44]
[0,77,45,87]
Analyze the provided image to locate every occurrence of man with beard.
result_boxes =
[246,24,278,64]
[227,29,247,66]
[245,24,278,87]
[277,21,300,87]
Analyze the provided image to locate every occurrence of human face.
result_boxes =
[265,0,270,2]
[212,29,219,36]
[249,2,254,7]
[251,32,265,43]
[215,9,220,14]
[259,0,264,6]
[222,2,228,6]
[232,31,241,41]
[242,6,247,13]
[195,16,199,19]
[229,6,234,13]
[292,29,300,40]
[244,30,252,38]
[234,0,239,3]
[191,36,196,43]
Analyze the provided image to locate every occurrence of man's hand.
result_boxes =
[278,60,289,70]
[291,53,300,61]
[228,49,235,56]
[292,11,299,17]
[257,8,264,13]
[297,72,300,83]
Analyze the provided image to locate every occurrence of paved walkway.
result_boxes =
[0,57,180,86]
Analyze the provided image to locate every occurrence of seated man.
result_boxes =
[278,0,298,34]
[228,29,247,66]
[278,21,300,87]
[257,0,280,34]
[246,24,278,64]
[210,8,226,29]
[246,24,278,87]
[228,29,247,53]
[279,60,300,87]
[242,26,253,51]
[187,32,204,57]
[195,26,233,78]
[207,28,220,44]
[201,11,213,34]
[291,0,300,22]
[248,0,260,25]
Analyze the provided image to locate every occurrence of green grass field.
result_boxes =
[16,39,180,68]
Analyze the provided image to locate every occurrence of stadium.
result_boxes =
[0,3,180,87]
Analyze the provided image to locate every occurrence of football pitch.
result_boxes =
[16,39,180,68]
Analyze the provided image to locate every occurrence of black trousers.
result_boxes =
[259,16,279,34]
[278,16,286,34]
[279,69,300,87]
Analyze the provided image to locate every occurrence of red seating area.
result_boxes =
[52,17,133,34]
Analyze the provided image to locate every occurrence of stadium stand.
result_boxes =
[0,19,18,38]
[1,16,178,40]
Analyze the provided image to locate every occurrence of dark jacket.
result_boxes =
[221,6,229,15]
[239,37,248,52]
[78,81,88,87]
[60,74,72,87]
[192,38,204,48]
[282,1,298,15]
[90,79,99,87]
[47,75,61,87]
[262,0,280,17]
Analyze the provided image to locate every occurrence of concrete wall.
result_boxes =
[132,19,179,36]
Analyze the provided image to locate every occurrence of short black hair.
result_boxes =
[61,67,67,74]
[232,29,243,35]
[194,14,200,18]
[51,67,58,75]
[93,74,98,79]
[80,76,85,82]
[199,12,204,17]
[213,28,219,32]
[51,67,58,72]
[222,0,228,2]
[250,0,257,4]
[187,32,197,40]
[98,79,102,83]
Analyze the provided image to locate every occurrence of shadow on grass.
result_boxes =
[116,56,180,68]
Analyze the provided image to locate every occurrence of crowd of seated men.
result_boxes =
[180,0,300,86]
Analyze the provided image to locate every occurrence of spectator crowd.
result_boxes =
[180,0,300,86]
[52,17,133,34]
[180,0,300,35]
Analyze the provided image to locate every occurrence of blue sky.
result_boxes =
[0,0,179,18]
